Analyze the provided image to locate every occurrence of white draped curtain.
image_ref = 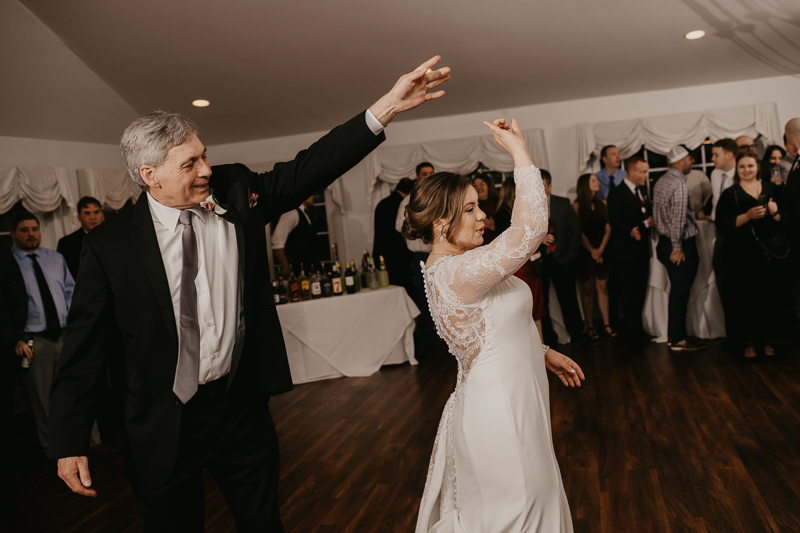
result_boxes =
[366,128,550,208]
[78,168,141,210]
[577,102,781,171]
[0,165,78,248]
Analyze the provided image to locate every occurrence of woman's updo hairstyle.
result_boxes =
[402,172,474,246]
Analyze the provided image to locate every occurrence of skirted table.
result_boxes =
[276,285,420,384]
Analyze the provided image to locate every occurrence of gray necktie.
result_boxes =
[174,210,200,403]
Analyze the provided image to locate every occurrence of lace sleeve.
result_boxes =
[443,165,548,305]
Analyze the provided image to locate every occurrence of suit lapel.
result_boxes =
[130,193,178,344]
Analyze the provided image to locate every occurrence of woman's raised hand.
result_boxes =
[483,118,533,167]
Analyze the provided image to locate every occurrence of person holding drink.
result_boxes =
[715,151,794,359]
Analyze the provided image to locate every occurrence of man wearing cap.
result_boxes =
[652,146,706,351]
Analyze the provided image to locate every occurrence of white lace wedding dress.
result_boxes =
[416,165,573,533]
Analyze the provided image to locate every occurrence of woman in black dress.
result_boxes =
[715,151,794,358]
[473,175,500,243]
[573,173,614,340]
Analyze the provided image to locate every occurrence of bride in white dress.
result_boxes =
[403,118,585,533]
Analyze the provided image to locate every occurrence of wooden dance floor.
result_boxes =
[6,338,800,532]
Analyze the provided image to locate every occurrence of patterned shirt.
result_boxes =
[652,168,699,252]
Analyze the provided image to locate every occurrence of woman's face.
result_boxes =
[737,156,758,182]
[450,185,486,251]
[769,149,783,165]
[473,177,489,201]
[589,174,600,193]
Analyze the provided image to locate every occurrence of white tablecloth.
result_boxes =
[643,220,726,342]
[276,286,420,384]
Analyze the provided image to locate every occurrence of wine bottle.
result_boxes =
[311,270,322,299]
[299,270,311,301]
[345,261,356,294]
[378,255,390,288]
[332,261,343,296]
[321,270,333,298]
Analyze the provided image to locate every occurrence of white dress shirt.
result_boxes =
[147,193,240,384]
[271,205,312,249]
[395,194,432,253]
[710,167,734,221]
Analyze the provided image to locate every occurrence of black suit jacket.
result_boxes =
[548,195,581,265]
[1,249,28,387]
[607,182,651,259]
[372,191,409,266]
[782,157,800,246]
[57,228,86,280]
[48,111,385,485]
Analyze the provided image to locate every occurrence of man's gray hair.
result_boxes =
[120,110,200,189]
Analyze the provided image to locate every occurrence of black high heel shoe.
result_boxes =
[603,324,618,337]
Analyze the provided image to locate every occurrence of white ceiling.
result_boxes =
[3,0,799,145]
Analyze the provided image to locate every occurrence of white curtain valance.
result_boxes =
[366,128,550,199]
[0,165,76,215]
[577,102,782,171]
[78,168,141,210]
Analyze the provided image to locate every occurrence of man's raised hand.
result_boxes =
[370,56,451,127]
[58,456,97,497]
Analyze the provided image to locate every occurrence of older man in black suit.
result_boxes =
[57,197,105,279]
[607,156,653,343]
[540,170,585,344]
[49,56,450,532]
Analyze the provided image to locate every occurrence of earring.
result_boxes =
[439,234,444,243]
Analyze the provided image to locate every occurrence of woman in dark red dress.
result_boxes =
[495,179,547,341]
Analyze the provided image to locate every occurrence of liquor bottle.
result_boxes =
[352,260,362,293]
[378,255,390,288]
[367,256,380,290]
[272,277,280,304]
[288,271,300,302]
[345,261,356,294]
[277,273,287,304]
[361,254,369,289]
[299,270,311,301]
[321,270,333,298]
[332,261,343,296]
[311,270,323,299]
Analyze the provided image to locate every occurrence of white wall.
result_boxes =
[208,74,800,260]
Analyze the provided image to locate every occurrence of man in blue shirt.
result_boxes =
[595,145,627,200]
[11,211,74,450]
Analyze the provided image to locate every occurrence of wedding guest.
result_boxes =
[762,144,787,193]
[537,170,585,345]
[685,152,712,219]
[396,162,436,349]
[764,145,786,166]
[607,157,653,342]
[595,145,626,200]
[11,212,74,450]
[48,56,450,531]
[710,138,738,220]
[57,196,105,279]
[715,151,793,357]
[573,174,614,340]
[472,175,499,243]
[779,132,798,184]
[373,178,414,295]
[653,146,705,351]
[495,179,546,341]
[781,119,800,324]
[736,135,756,155]
[272,194,317,276]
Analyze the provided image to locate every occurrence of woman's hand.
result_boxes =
[590,248,603,262]
[484,217,496,231]
[767,198,778,216]
[746,205,767,221]
[483,118,532,167]
[545,349,585,387]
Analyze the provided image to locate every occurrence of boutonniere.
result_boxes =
[200,188,227,217]
[248,188,259,209]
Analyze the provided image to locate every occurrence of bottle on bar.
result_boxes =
[272,275,280,304]
[332,261,343,296]
[352,260,361,293]
[311,270,322,299]
[378,255,390,288]
[321,269,333,298]
[345,261,356,294]
[367,256,380,290]
[288,270,300,302]
[361,253,369,289]
[299,270,311,301]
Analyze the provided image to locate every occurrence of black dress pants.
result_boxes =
[129,377,283,533]
[656,237,700,343]
[543,256,584,340]
[612,248,650,336]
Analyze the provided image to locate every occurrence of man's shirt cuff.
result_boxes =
[365,109,385,136]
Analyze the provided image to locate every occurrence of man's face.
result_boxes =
[543,180,553,195]
[142,135,212,208]
[736,136,756,154]
[11,219,40,251]
[417,166,434,180]
[712,147,734,170]
[602,147,621,170]
[786,132,800,156]
[679,156,693,174]
[628,161,650,187]
[77,203,104,232]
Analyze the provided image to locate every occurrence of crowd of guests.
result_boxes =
[375,118,800,359]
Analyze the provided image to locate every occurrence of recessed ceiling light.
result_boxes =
[685,30,705,40]
[192,99,210,107]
